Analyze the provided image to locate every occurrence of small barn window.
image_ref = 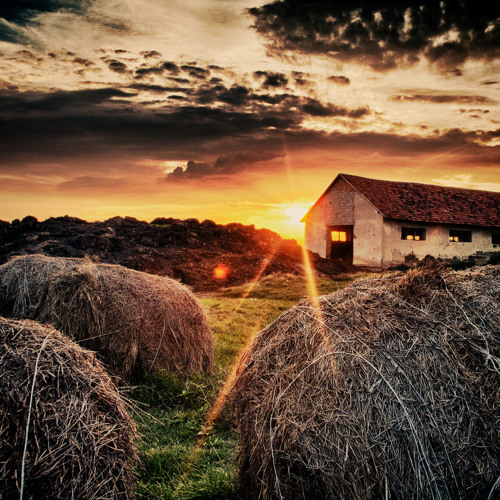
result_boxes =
[401,227,426,241]
[332,231,348,242]
[449,230,472,242]
[493,232,500,245]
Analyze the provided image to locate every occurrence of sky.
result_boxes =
[0,0,499,243]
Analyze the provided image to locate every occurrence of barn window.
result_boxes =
[449,230,472,242]
[401,227,426,241]
[331,231,348,242]
[492,232,500,245]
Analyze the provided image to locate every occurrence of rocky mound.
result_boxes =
[0,215,347,291]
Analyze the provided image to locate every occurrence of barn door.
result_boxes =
[329,226,353,264]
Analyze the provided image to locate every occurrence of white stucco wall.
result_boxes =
[382,221,497,265]
[352,195,384,267]
[304,178,385,265]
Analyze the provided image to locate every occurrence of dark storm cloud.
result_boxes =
[141,50,161,58]
[135,61,181,78]
[108,60,129,74]
[292,71,309,86]
[1,83,498,183]
[187,81,370,121]
[282,127,500,164]
[135,66,164,77]
[0,0,131,44]
[0,1,90,23]
[254,71,288,88]
[72,57,94,67]
[248,0,500,71]
[163,62,180,74]
[165,151,282,181]
[0,88,134,116]
[328,75,351,85]
[0,86,303,169]
[181,65,210,79]
[393,92,493,104]
[128,83,191,94]
[300,98,369,118]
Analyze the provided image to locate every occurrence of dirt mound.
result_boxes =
[0,254,214,379]
[234,266,500,499]
[0,215,348,291]
[0,317,137,499]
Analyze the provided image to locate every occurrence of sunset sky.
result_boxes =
[1,0,499,243]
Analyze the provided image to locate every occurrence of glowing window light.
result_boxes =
[332,231,347,242]
[402,227,426,241]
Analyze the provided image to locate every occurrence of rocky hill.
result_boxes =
[0,215,348,291]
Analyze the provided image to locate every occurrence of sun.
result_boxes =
[283,204,310,225]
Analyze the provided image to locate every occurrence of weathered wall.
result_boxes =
[382,221,497,265]
[352,194,384,267]
[304,178,355,258]
[304,220,328,258]
[304,178,385,265]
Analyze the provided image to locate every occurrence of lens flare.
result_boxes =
[213,264,229,279]
[172,250,278,493]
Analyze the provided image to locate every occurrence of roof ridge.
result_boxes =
[340,173,500,196]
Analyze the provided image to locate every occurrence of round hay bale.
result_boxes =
[234,266,500,500]
[0,316,137,499]
[0,254,78,318]
[0,254,214,379]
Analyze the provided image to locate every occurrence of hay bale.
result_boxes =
[0,254,214,379]
[0,317,137,499]
[0,253,78,318]
[234,266,500,499]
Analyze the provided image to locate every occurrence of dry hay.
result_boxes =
[0,316,137,499]
[0,254,214,379]
[234,265,500,500]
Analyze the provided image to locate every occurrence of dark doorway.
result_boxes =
[329,225,353,264]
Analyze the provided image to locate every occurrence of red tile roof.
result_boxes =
[305,174,500,227]
[341,174,500,227]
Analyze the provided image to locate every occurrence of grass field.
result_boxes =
[131,273,362,499]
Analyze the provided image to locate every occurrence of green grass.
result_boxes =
[131,273,363,499]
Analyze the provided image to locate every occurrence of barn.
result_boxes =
[302,173,500,268]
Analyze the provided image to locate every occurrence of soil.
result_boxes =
[0,215,349,291]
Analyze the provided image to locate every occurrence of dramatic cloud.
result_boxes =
[181,65,210,79]
[108,59,128,73]
[165,151,282,181]
[248,0,500,71]
[299,98,369,118]
[0,88,134,116]
[328,75,351,85]
[0,1,498,233]
[0,0,131,46]
[393,92,493,104]
[254,71,288,88]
